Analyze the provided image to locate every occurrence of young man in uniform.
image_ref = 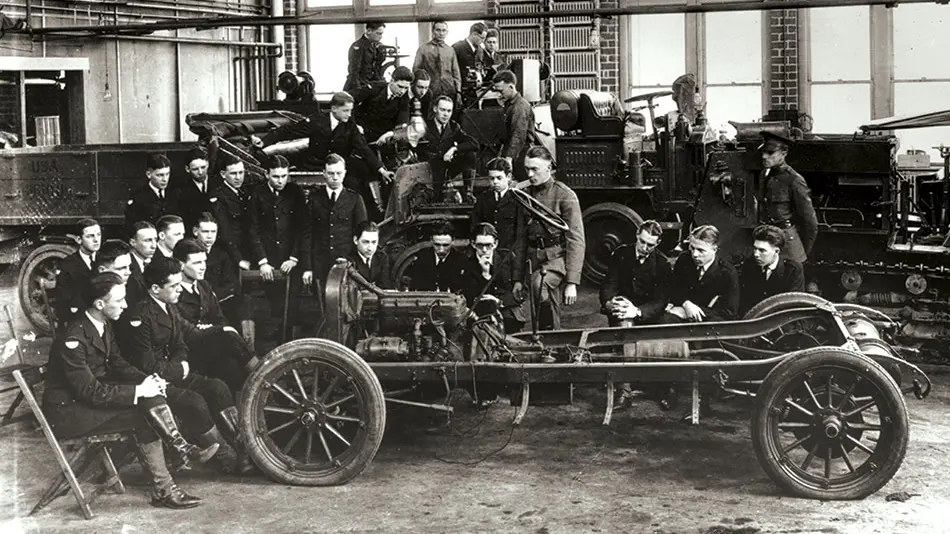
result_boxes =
[471,157,526,281]
[192,211,243,328]
[403,220,466,293]
[600,220,670,326]
[156,215,186,259]
[419,95,478,201]
[56,218,101,327]
[209,155,252,270]
[524,146,585,330]
[344,21,387,92]
[664,225,740,323]
[757,131,819,263]
[347,221,392,289]
[739,224,805,316]
[44,273,213,508]
[461,223,525,333]
[127,221,158,309]
[493,70,536,183]
[176,148,213,232]
[125,153,179,232]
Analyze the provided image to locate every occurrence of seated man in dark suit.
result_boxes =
[663,225,740,323]
[418,95,478,201]
[403,220,466,293]
[117,256,244,474]
[125,153,179,233]
[347,220,392,289]
[56,218,101,327]
[739,224,806,316]
[43,273,211,509]
[471,157,527,282]
[351,66,413,146]
[174,239,259,398]
[461,223,525,333]
[599,220,671,326]
[252,91,394,218]
[93,240,134,286]
[127,221,157,309]
[192,211,244,328]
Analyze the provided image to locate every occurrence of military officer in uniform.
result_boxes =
[176,148,213,232]
[471,157,527,282]
[125,153,179,233]
[493,70,536,183]
[43,273,212,508]
[344,21,387,92]
[56,218,101,327]
[757,131,819,263]
[739,224,805,316]
[301,154,368,292]
[127,221,157,309]
[209,156,252,271]
[117,256,244,474]
[523,146,585,330]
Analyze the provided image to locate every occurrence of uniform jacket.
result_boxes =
[209,183,249,266]
[739,256,805,316]
[127,256,148,309]
[43,314,147,437]
[461,249,525,322]
[125,184,179,231]
[452,38,485,89]
[759,163,819,254]
[404,248,466,292]
[599,245,671,322]
[261,111,382,172]
[348,250,392,289]
[413,40,461,99]
[526,180,585,285]
[352,82,412,144]
[176,179,212,231]
[300,187,367,280]
[668,255,740,321]
[471,189,527,281]
[418,118,477,163]
[177,279,228,327]
[56,251,93,323]
[205,244,238,304]
[344,35,384,92]
[248,182,309,266]
[118,297,192,383]
[502,93,536,161]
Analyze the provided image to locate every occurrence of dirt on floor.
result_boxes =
[1,267,948,534]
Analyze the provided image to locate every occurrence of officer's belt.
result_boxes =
[766,219,794,229]
[528,243,565,264]
[529,235,565,249]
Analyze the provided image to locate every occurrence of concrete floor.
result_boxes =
[1,265,948,534]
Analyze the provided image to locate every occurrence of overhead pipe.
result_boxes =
[13,0,943,36]
[42,33,283,48]
[272,0,285,92]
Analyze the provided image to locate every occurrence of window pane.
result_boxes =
[809,7,870,81]
[308,24,356,94]
[705,86,762,128]
[628,14,685,88]
[894,5,950,79]
[306,0,350,7]
[445,20,479,46]
[894,82,950,163]
[384,22,420,71]
[370,0,413,5]
[810,83,871,133]
[706,12,762,83]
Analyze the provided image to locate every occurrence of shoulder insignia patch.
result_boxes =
[209,197,218,203]
[127,199,134,205]
[352,45,361,50]
[64,340,80,349]
[69,307,78,313]
[129,320,142,328]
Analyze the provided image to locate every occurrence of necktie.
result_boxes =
[763,267,772,280]
[330,191,337,204]
[698,267,706,279]
[494,192,500,202]
[102,324,112,356]
[200,182,206,194]
[159,189,164,200]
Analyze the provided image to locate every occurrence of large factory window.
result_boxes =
[704,11,763,128]
[808,6,872,133]
[383,22,421,69]
[894,5,950,164]
[627,14,685,134]
[309,24,358,96]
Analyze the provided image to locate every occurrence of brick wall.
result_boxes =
[283,0,299,72]
[598,0,619,94]
[0,83,20,134]
[768,8,799,111]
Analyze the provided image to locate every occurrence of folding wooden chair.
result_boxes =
[1,304,39,428]
[13,367,133,520]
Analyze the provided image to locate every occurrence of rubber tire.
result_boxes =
[581,202,644,285]
[751,347,908,500]
[17,243,75,336]
[744,292,832,320]
[240,338,386,486]
[391,241,432,290]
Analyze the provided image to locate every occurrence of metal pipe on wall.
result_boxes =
[273,0,286,88]
[44,33,282,48]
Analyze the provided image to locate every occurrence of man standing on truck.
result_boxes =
[344,21,387,92]
[757,132,818,263]
[493,70,536,183]
[56,218,102,327]
[524,146,585,330]
[126,153,179,233]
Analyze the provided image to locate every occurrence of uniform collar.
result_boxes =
[149,295,169,314]
[85,310,105,338]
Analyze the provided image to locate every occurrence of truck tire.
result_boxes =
[17,243,75,336]
[581,202,643,285]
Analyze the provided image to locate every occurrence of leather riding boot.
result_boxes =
[137,439,201,509]
[244,356,262,375]
[241,319,256,350]
[220,407,256,474]
[145,404,219,470]
[368,180,385,215]
[197,426,240,475]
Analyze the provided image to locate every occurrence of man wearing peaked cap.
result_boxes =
[756,130,818,264]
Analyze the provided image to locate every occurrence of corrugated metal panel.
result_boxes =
[551,1,596,25]
[497,2,542,27]
[552,26,591,50]
[551,75,599,93]
[500,27,544,51]
[551,51,597,75]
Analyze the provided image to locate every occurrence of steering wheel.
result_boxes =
[508,188,570,233]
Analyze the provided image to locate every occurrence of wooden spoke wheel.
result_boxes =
[240,338,386,486]
[580,203,644,285]
[17,243,75,335]
[751,347,908,500]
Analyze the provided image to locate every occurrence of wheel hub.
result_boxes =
[821,414,844,439]
[299,401,327,428]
